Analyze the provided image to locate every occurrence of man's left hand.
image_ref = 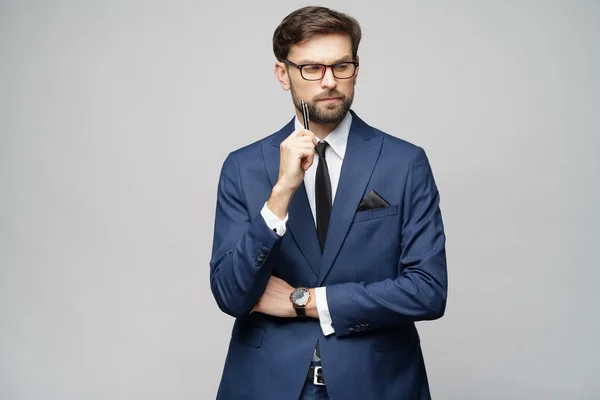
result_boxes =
[251,276,317,318]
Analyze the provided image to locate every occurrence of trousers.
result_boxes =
[298,361,329,400]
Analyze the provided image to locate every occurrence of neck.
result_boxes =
[295,109,345,140]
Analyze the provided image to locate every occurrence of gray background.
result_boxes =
[1,0,599,399]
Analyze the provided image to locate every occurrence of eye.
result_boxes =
[333,63,350,71]
[303,65,323,73]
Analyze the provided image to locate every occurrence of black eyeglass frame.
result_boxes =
[282,59,359,81]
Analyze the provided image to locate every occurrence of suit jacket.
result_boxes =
[210,110,447,399]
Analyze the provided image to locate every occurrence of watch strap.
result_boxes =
[293,304,307,317]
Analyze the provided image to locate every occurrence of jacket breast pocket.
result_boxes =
[353,205,399,223]
[233,323,264,348]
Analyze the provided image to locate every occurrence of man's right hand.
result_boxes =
[267,129,317,220]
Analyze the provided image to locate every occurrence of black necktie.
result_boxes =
[315,141,332,252]
[314,141,331,361]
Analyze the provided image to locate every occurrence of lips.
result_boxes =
[317,97,342,102]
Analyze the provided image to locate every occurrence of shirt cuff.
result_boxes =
[260,202,289,237]
[315,287,335,336]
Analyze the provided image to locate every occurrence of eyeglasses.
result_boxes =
[283,59,359,81]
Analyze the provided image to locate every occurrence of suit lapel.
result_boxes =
[262,119,321,278]
[317,112,382,286]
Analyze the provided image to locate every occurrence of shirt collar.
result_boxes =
[294,111,352,160]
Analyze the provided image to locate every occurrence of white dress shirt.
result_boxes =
[260,111,352,337]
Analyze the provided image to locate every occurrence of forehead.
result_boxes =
[287,33,353,63]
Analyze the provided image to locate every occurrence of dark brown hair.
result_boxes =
[273,6,362,62]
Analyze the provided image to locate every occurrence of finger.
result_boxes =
[282,131,311,150]
[297,136,317,146]
[287,140,316,154]
[295,147,315,160]
[291,128,307,138]
[298,129,318,145]
[291,143,317,155]
[301,153,315,171]
[301,160,309,171]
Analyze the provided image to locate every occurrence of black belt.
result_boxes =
[306,365,325,385]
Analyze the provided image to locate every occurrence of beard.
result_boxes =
[290,85,354,125]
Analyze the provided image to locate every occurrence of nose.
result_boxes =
[320,66,337,90]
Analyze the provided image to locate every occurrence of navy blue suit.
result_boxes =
[210,111,447,399]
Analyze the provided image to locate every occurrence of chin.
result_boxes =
[318,104,341,115]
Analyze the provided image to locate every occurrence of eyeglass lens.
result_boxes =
[301,63,356,80]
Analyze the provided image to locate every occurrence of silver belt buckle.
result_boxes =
[313,366,325,386]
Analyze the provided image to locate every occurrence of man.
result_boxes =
[210,6,447,400]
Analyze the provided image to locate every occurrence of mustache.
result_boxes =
[313,91,345,101]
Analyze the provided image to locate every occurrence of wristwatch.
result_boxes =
[290,287,311,317]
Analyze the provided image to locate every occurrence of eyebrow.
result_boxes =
[296,56,354,65]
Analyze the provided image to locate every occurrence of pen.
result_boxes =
[301,99,310,130]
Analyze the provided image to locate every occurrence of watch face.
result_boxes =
[291,288,310,306]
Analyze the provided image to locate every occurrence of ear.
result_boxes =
[274,61,291,91]
[353,55,360,86]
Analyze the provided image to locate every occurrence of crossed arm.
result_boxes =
[209,148,447,337]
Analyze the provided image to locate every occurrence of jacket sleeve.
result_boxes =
[209,152,282,318]
[326,147,448,337]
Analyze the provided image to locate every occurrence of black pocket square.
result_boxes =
[356,189,390,212]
